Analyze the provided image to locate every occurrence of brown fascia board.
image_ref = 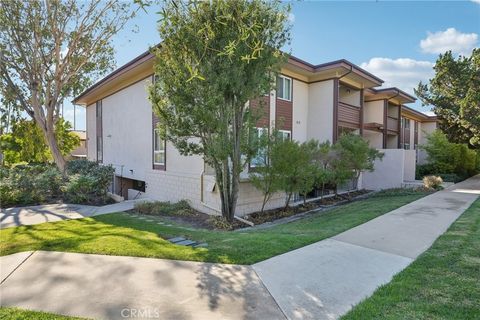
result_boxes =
[73,49,155,104]
[402,104,437,121]
[288,56,384,85]
[366,87,416,104]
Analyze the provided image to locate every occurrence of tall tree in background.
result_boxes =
[0,0,138,172]
[415,49,480,148]
[150,0,290,221]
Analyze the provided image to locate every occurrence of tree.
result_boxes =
[0,118,79,166]
[0,0,138,172]
[334,133,384,191]
[150,0,290,221]
[249,128,282,213]
[311,140,334,200]
[270,139,315,209]
[415,49,480,148]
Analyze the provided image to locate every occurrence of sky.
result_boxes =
[66,0,480,131]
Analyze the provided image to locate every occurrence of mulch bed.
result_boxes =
[130,189,371,231]
[244,189,371,225]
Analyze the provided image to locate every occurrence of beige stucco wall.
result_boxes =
[86,103,96,160]
[363,131,383,149]
[307,80,334,143]
[292,79,309,142]
[417,121,437,164]
[364,100,383,124]
[361,149,415,190]
[338,86,360,107]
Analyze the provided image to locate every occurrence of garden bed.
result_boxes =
[131,189,372,230]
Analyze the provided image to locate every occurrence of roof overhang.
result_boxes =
[401,105,438,122]
[73,50,155,106]
[364,87,416,105]
[284,56,384,89]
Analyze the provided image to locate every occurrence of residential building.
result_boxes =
[73,51,437,215]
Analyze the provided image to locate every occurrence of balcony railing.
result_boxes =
[387,116,399,132]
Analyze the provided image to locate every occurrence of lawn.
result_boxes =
[342,198,480,320]
[0,190,427,265]
[0,307,87,320]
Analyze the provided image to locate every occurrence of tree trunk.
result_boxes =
[284,192,292,211]
[43,127,66,173]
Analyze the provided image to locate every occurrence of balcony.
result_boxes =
[338,102,361,129]
[387,116,399,133]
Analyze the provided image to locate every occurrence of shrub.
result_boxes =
[134,200,193,216]
[423,175,443,190]
[63,174,97,204]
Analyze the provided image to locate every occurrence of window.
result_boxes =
[251,127,268,168]
[96,101,102,163]
[402,118,410,129]
[153,128,165,166]
[277,130,291,142]
[276,75,292,101]
[404,143,410,150]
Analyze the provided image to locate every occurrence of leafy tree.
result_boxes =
[249,128,282,213]
[0,118,79,166]
[0,0,138,172]
[334,133,384,190]
[270,140,315,209]
[311,140,335,200]
[421,130,478,177]
[150,0,290,221]
[415,49,480,148]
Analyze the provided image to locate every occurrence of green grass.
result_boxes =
[0,191,426,265]
[0,307,87,320]
[342,198,480,320]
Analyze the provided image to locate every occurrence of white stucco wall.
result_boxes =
[307,80,334,143]
[101,79,153,182]
[363,131,383,149]
[361,149,416,190]
[292,80,309,142]
[417,121,437,164]
[86,103,96,161]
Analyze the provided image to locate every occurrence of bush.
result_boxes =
[423,175,443,190]
[134,200,192,216]
[0,160,114,207]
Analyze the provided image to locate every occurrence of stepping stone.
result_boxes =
[175,240,197,246]
[167,237,186,243]
[157,222,164,225]
[146,219,155,222]
[194,243,208,248]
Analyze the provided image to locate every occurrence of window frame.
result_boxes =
[250,127,269,168]
[277,129,292,142]
[153,127,166,169]
[276,75,292,101]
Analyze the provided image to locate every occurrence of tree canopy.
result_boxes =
[415,49,480,148]
[0,0,138,171]
[150,0,291,221]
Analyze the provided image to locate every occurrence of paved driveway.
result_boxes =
[253,175,479,320]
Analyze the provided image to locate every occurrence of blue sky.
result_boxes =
[68,0,480,130]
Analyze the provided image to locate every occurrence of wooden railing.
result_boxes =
[338,102,360,127]
[387,116,399,132]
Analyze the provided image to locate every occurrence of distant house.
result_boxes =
[73,50,437,215]
[69,130,87,159]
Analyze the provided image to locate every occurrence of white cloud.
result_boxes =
[471,0,480,4]
[360,57,435,95]
[420,28,478,56]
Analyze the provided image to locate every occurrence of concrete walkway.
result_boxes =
[0,251,284,320]
[0,176,478,319]
[253,174,479,320]
[0,200,147,229]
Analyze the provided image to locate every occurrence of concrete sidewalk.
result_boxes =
[0,200,147,229]
[253,175,479,320]
[0,251,284,320]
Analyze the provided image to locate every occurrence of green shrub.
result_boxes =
[63,174,97,204]
[134,200,192,216]
[438,173,461,183]
[423,175,443,190]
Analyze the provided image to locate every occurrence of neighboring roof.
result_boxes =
[402,105,438,121]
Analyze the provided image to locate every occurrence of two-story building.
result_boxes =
[73,50,437,216]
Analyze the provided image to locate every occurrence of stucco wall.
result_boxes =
[86,103,96,161]
[361,149,416,190]
[101,78,153,182]
[307,80,334,143]
[364,100,384,124]
[292,79,309,142]
[418,121,437,164]
[363,131,383,149]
